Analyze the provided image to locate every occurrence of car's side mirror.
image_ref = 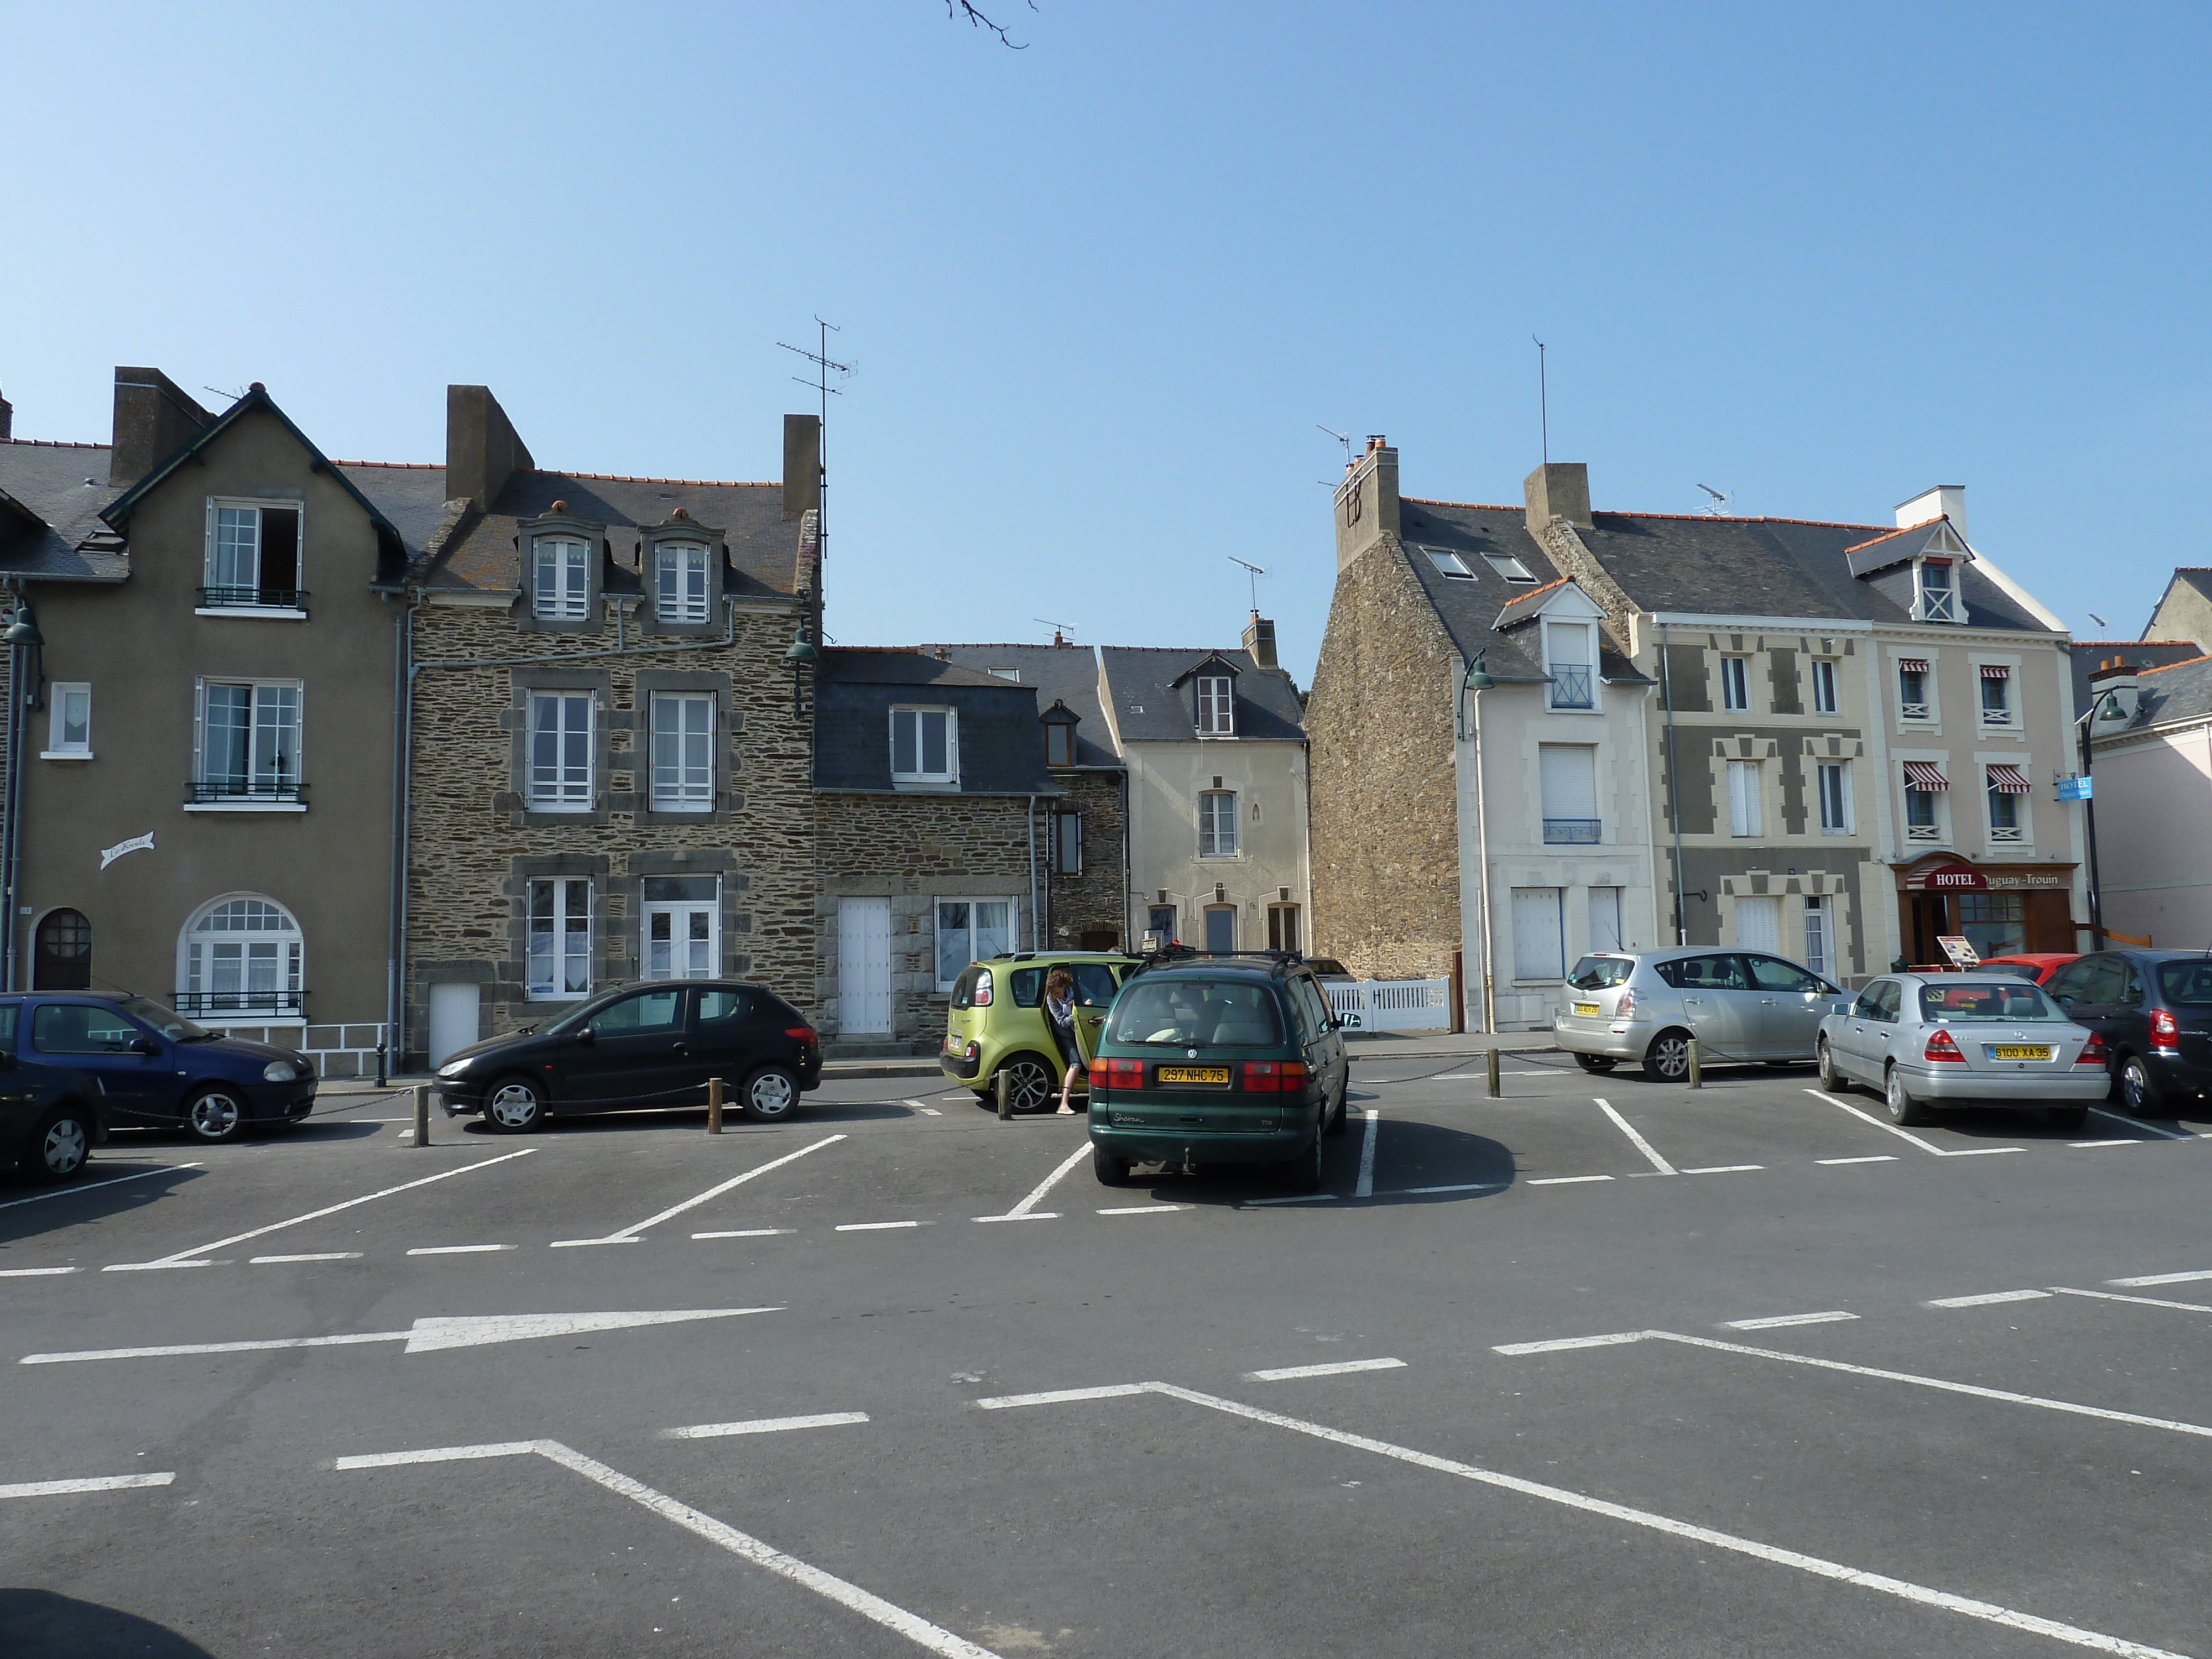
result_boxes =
[0,1050,16,1070]
[575,1026,597,1043]
[128,1038,158,1056]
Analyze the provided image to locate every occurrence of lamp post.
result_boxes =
[1460,652,1497,1035]
[1,597,41,994]
[2074,693,2115,952]
[782,621,820,721]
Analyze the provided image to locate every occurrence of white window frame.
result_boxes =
[648,692,714,813]
[178,893,304,1019]
[654,544,711,624]
[934,896,1017,992]
[526,877,594,1000]
[1809,658,1839,716]
[641,875,721,980]
[1543,619,1599,713]
[189,677,305,812]
[1726,759,1764,838]
[1719,655,1752,713]
[1980,751,2034,848]
[43,682,92,759]
[1914,557,1962,623]
[1052,810,1082,875]
[200,497,307,617]
[528,690,596,812]
[1198,789,1240,858]
[1816,760,1854,834]
[1899,754,1950,845]
[1196,675,1236,737]
[890,706,958,785]
[1896,655,1939,727]
[531,538,591,622]
[1802,895,1830,980]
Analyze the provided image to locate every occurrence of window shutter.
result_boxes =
[1538,744,1598,819]
[192,677,206,784]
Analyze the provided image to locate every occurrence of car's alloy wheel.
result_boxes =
[1573,1054,1617,1073]
[1643,1031,1692,1083]
[1817,1039,1845,1094]
[2120,1056,2164,1115]
[182,1088,247,1144]
[1885,1066,1927,1127]
[32,1109,91,1181]
[996,1055,1057,1115]
[484,1079,545,1133]
[744,1067,799,1122]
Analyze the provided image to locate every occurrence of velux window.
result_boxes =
[204,500,301,607]
[528,878,593,998]
[1197,675,1235,735]
[533,539,590,621]
[649,693,713,811]
[891,707,956,784]
[195,680,301,802]
[655,545,710,624]
[529,691,594,810]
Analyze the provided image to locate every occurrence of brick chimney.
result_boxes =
[783,414,821,521]
[108,368,215,487]
[1242,611,1278,669]
[445,385,535,508]
[1524,462,1593,533]
[1333,434,1399,572]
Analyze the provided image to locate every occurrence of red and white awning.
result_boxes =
[1987,763,2032,795]
[1898,658,1932,674]
[1980,664,2011,680]
[1902,761,1950,792]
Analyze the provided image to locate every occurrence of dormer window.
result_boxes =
[1542,619,1597,711]
[202,499,302,611]
[533,538,590,621]
[655,545,710,624]
[1197,675,1235,736]
[1045,723,1073,766]
[891,706,957,785]
[1914,557,1960,623]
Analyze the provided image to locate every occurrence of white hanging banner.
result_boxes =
[99,831,155,871]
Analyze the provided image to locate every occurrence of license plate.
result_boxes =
[1156,1066,1230,1085]
[1987,1045,2053,1061]
[1574,1003,1602,1017]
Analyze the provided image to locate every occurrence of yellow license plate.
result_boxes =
[1574,1003,1602,1017]
[1156,1066,1230,1085]
[1990,1045,2053,1061]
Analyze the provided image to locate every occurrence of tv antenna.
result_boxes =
[1033,616,1077,643]
[2088,612,2109,629]
[1533,337,1549,466]
[1695,483,1731,516]
[1226,555,1269,611]
[1316,424,1353,469]
[778,317,853,568]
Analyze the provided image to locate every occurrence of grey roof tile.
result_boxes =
[0,440,130,582]
[1098,646,1306,743]
[813,648,1060,795]
[2071,639,2208,716]
[922,643,1120,768]
[2121,653,2212,730]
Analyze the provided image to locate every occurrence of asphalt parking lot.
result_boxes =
[5,1052,2210,1658]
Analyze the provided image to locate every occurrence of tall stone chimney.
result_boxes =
[1333,434,1399,572]
[1524,462,1593,533]
[783,414,821,521]
[108,368,215,487]
[0,385,12,443]
[445,385,535,509]
[1242,611,1278,669]
[1896,484,1966,541]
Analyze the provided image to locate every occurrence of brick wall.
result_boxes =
[1045,768,1125,948]
[1306,535,1463,979]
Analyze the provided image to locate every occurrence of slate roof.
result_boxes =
[2069,639,2209,717]
[920,643,1121,768]
[0,441,130,582]
[1098,647,1307,744]
[2115,653,2212,732]
[813,648,1060,796]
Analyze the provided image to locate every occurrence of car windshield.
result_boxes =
[1107,978,1284,1047]
[1567,956,1635,990]
[117,997,211,1041]
[1918,983,2064,1022]
[2156,961,2212,1006]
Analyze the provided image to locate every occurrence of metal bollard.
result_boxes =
[996,1068,1015,1121]
[412,1083,430,1147]
[375,1040,387,1089]
[1686,1035,1702,1089]
[1485,1047,1501,1098]
[707,1076,724,1134]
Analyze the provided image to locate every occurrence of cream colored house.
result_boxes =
[2084,653,2212,948]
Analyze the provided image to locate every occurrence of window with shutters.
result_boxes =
[528,691,594,810]
[649,693,713,811]
[1538,743,1600,843]
[1510,888,1566,982]
[1726,759,1763,837]
[1588,886,1624,953]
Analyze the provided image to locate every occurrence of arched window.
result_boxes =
[33,909,92,990]
[179,895,302,1016]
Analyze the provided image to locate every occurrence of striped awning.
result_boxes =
[1987,763,2033,795]
[1902,761,1950,792]
[1898,658,1931,674]
[1980,663,2011,680]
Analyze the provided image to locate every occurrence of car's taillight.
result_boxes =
[1924,1029,1965,1063]
[1089,1058,1142,1091]
[2152,1009,2180,1053]
[972,975,993,1007]
[1242,1061,1310,1092]
[2077,1031,2109,1066]
[785,1026,818,1044]
[1616,988,1635,1019]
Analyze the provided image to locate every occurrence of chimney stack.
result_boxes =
[782,414,821,521]
[2088,657,2141,727]
[445,386,534,509]
[1332,435,1400,573]
[1896,484,1967,542]
[1242,611,1277,669]
[108,368,214,488]
[0,385,12,443]
[1524,462,1593,533]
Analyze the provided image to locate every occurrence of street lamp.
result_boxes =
[1460,652,1497,1035]
[782,621,820,719]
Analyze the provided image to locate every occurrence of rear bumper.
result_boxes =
[1553,1017,1653,1062]
[2144,1051,2212,1094]
[1897,1065,2110,1103]
[1088,1103,1310,1166]
[939,1051,982,1082]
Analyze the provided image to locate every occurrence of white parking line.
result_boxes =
[1817,1154,1897,1165]
[0,1266,80,1277]
[1391,1182,1505,1196]
[1928,1289,2052,1308]
[0,1162,204,1213]
[1354,1108,1380,1198]
[1803,1089,1953,1154]
[836,1221,922,1232]
[1684,1164,1762,1175]
[1244,1193,1339,1206]
[974,1383,1152,1409]
[1594,1098,1676,1175]
[1723,1311,1857,1331]
[2086,1107,2191,1140]
[1492,1332,1646,1355]
[104,1150,536,1271]
[1098,1204,1187,1215]
[405,1244,514,1256]
[1245,1357,1405,1381]
[0,1472,176,1498]
[2050,1286,2212,1315]
[665,1412,870,1439]
[2069,1140,2138,1149]
[1528,1175,1612,1186]
[337,1439,998,1658]
[251,1252,363,1265]
[901,1100,941,1115]
[975,1139,1095,1225]
[692,1228,792,1240]
[552,1136,845,1248]
[2111,1270,2212,1287]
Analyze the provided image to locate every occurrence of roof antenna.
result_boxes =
[1696,483,1731,517]
[1533,337,1548,466]
[777,317,853,569]
[1316,424,1353,470]
[2088,612,2109,629]
[1226,555,1268,612]
[1033,616,1077,645]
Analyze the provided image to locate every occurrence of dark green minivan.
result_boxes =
[1086,955,1350,1190]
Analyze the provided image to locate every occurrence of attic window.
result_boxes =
[1045,723,1073,767]
[988,667,1021,682]
[1484,552,1537,584]
[654,544,710,624]
[532,538,591,621]
[1914,557,1961,624]
[1197,674,1235,737]
[1421,546,1475,580]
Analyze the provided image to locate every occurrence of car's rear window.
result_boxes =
[1568,956,1635,990]
[1108,978,1284,1047]
[951,967,992,1010]
[1919,983,2063,1022]
[2157,961,2212,1006]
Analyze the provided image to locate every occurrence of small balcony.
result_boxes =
[1980,706,2012,726]
[1899,701,1931,721]
[186,778,306,806]
[1913,590,1961,624]
[1543,818,1601,844]
[1547,664,1594,710]
[1906,822,1942,842]
[199,585,307,612]
[173,989,305,1018]
[1989,823,2025,843]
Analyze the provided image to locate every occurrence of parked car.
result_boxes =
[0,992,313,1144]
[1552,947,1850,1081]
[1303,957,1355,982]
[1815,973,2108,1129]
[435,980,821,1131]
[2043,950,2212,1113]
[0,1003,106,1180]
[1086,953,1350,1190]
[1974,953,2079,986]
[942,951,1142,1113]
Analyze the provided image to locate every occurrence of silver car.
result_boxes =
[1553,947,1850,1081]
[1815,973,2108,1130]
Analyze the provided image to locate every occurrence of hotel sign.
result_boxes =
[1905,862,2069,893]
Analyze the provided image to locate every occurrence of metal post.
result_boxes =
[707,1075,723,1134]
[997,1067,1016,1121]
[374,1039,387,1090]
[1686,1035,1702,1089]
[1485,1047,1501,1099]
[412,1083,430,1147]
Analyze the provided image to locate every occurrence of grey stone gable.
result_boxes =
[1097,646,1306,743]
[0,441,128,582]
[813,649,1060,795]
[922,642,1121,768]
[2070,639,2206,713]
[2117,652,2212,729]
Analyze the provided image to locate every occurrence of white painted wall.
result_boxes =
[2094,723,2212,947]
[1121,737,1311,953]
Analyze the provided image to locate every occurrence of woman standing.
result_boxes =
[1044,968,1086,1114]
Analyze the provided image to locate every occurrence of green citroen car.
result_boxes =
[941,951,1144,1114]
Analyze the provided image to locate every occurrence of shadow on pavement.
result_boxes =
[0,1162,207,1245]
[0,1589,216,1657]
[449,1098,916,1138]
[1119,1119,1517,1210]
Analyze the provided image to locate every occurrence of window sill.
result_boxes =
[194,606,309,621]
[648,802,715,815]
[1195,732,1239,740]
[526,802,597,815]
[1197,853,1245,860]
[891,778,959,791]
[39,750,93,761]
[183,800,308,814]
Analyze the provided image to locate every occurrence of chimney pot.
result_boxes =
[1241,611,1278,669]
[672,505,691,520]
[549,499,568,514]
[782,414,822,522]
[1895,485,1967,542]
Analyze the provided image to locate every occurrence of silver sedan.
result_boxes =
[1816,973,2109,1130]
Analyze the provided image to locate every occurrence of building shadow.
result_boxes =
[0,1162,206,1247]
[0,1588,216,1658]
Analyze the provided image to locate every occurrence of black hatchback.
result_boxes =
[432,980,822,1132]
[2045,950,2212,1113]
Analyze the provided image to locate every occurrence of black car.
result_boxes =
[0,1004,106,1181]
[433,980,823,1132]
[2046,950,2212,1113]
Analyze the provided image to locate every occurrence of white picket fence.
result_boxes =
[1325,978,1453,1034]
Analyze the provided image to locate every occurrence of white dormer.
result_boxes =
[1911,521,1970,623]
[1495,581,1610,714]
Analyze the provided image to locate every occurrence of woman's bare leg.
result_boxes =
[1057,1063,1081,1113]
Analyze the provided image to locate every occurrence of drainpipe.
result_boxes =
[2,632,23,992]
[386,587,422,1067]
[1660,623,1688,945]
[1471,684,1496,1035]
[1027,795,1040,951]
[2076,711,2106,951]
[1120,766,1133,949]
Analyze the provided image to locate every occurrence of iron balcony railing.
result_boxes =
[199,586,307,610]
[1543,818,1601,844]
[186,778,306,805]
[1547,664,1594,709]
[172,989,305,1017]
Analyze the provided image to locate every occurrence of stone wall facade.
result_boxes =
[1306,534,1463,979]
[1044,767,1125,949]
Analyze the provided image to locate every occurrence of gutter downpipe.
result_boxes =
[1027,795,1040,950]
[1660,622,1688,945]
[2,632,23,992]
[2077,710,2106,951]
[1472,679,1496,1035]
[387,587,421,1066]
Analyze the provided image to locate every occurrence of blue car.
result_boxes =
[0,993,316,1144]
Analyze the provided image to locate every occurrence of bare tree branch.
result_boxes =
[945,0,1035,48]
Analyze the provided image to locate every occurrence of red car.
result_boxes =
[1974,953,2080,986]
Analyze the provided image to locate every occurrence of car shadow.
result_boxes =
[0,1161,208,1245]
[1,1589,217,1658]
[1117,1119,1519,1209]
[450,1098,917,1137]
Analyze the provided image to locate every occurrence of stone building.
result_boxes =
[2142,569,2212,653]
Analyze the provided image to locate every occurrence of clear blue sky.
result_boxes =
[8,3,2208,680]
